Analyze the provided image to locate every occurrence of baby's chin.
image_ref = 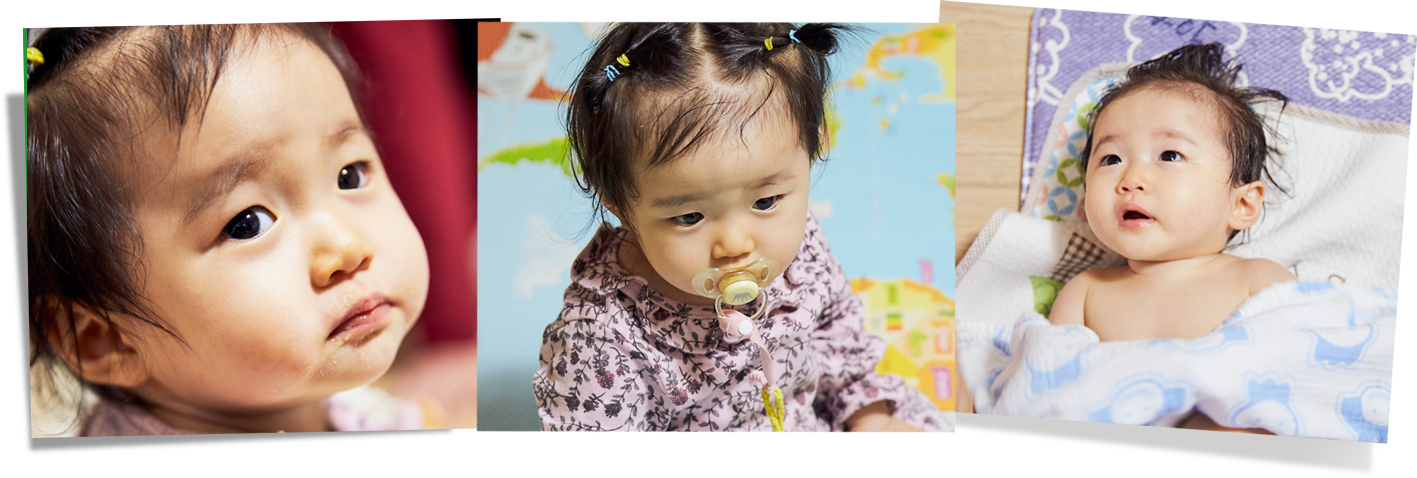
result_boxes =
[310,319,407,388]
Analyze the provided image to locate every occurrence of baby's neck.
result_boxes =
[143,397,329,434]
[1124,253,1229,278]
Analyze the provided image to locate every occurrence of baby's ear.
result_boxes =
[1076,196,1088,223]
[819,124,832,152]
[601,197,623,222]
[1228,180,1266,231]
[45,301,149,389]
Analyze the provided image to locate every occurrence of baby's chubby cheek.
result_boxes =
[203,318,331,398]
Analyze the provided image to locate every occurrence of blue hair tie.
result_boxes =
[605,54,630,82]
[789,30,800,44]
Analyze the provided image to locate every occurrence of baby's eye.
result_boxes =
[1159,150,1182,162]
[753,195,782,211]
[338,162,369,190]
[224,206,276,241]
[671,212,704,227]
[1098,154,1122,167]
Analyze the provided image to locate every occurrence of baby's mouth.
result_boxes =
[329,294,394,343]
[1118,205,1156,229]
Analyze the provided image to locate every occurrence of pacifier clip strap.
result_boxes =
[746,333,785,432]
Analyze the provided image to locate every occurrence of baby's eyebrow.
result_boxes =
[180,150,271,228]
[1157,129,1198,146]
[753,170,794,189]
[1092,133,1120,151]
[327,123,370,150]
[652,192,710,210]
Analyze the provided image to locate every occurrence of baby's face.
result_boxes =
[618,115,811,305]
[1082,87,1241,262]
[123,33,429,413]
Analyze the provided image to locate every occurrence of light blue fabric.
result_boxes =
[959,280,1395,442]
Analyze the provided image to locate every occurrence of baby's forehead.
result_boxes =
[1096,83,1232,136]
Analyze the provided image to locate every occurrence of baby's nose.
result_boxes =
[712,230,754,262]
[1118,169,1150,193]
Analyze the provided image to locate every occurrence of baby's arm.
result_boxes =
[1048,270,1095,326]
[814,286,922,432]
[810,234,928,431]
[534,315,662,431]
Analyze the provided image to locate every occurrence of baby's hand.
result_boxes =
[849,415,922,432]
[747,371,768,388]
[1179,411,1274,435]
[844,400,922,432]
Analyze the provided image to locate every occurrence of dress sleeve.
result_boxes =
[533,306,668,431]
[808,231,935,430]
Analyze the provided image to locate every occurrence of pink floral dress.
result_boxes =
[534,215,950,431]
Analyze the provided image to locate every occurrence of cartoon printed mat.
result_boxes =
[1020,9,1416,201]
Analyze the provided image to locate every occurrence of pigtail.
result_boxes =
[785,23,849,56]
[574,23,691,115]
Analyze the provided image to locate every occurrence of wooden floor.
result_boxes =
[939,1,1035,264]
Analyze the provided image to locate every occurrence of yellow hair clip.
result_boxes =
[616,54,630,67]
[764,37,774,51]
[26,47,44,65]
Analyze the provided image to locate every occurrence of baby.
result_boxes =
[27,25,430,435]
[533,23,947,432]
[1049,43,1296,343]
[1042,44,1309,434]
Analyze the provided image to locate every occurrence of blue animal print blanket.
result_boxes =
[959,280,1395,442]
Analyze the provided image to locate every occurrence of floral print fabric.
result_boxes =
[534,215,949,431]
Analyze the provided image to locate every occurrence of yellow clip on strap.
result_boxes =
[761,386,785,432]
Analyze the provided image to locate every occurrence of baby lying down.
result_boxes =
[957,42,1411,442]
[1049,43,1294,346]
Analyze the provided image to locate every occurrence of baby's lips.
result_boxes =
[1116,203,1155,222]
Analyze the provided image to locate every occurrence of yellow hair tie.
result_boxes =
[26,47,44,65]
[616,54,630,67]
[764,37,774,51]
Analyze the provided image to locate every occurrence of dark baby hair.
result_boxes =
[26,24,363,410]
[1079,42,1288,191]
[565,23,853,226]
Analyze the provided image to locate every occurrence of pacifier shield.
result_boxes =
[690,257,781,300]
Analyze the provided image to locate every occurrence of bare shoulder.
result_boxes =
[1049,269,1105,326]
[1235,257,1296,294]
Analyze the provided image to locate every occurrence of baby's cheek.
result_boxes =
[220,328,325,394]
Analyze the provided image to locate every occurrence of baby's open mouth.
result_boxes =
[1118,205,1155,229]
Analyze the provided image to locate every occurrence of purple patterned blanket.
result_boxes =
[1021,9,1415,201]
